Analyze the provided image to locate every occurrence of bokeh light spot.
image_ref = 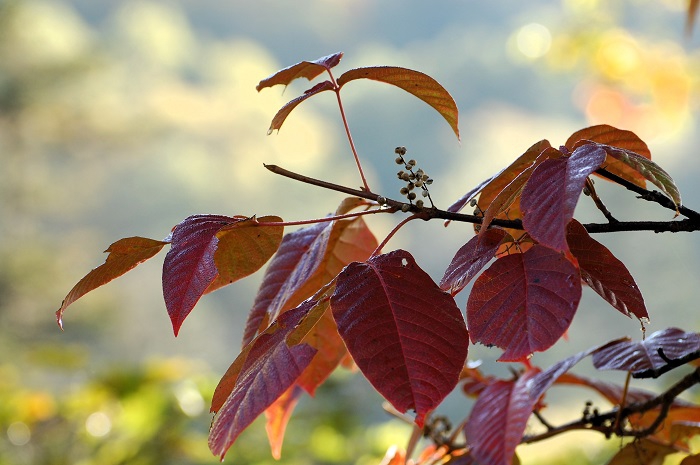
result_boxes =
[7,422,31,446]
[516,23,552,59]
[85,411,112,437]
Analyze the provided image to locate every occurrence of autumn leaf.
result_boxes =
[208,302,318,459]
[592,327,700,376]
[566,220,648,320]
[256,51,343,91]
[242,221,332,346]
[267,80,335,134]
[56,236,168,328]
[565,124,651,188]
[440,228,507,296]
[337,66,460,140]
[521,144,607,254]
[207,215,283,293]
[264,385,304,460]
[606,439,678,465]
[331,249,469,427]
[467,245,582,361]
[465,369,539,465]
[689,0,700,35]
[163,215,247,336]
[594,142,682,210]
[243,205,377,347]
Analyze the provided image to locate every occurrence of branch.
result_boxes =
[522,367,700,444]
[265,164,700,234]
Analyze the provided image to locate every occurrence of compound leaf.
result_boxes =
[56,236,168,328]
[331,249,469,427]
[337,66,460,140]
[467,245,582,361]
[256,52,343,91]
[566,220,648,320]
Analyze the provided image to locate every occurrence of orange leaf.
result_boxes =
[565,124,651,188]
[337,66,460,140]
[256,52,343,91]
[56,237,168,328]
[267,80,335,134]
[206,215,283,293]
[688,0,699,36]
[606,439,678,465]
[264,385,304,460]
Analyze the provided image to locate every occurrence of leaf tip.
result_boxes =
[55,308,64,330]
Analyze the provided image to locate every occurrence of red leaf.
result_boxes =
[163,215,246,336]
[55,237,168,328]
[337,66,460,140]
[465,369,539,465]
[592,327,700,375]
[440,229,507,296]
[208,303,317,459]
[526,337,629,402]
[521,144,606,253]
[467,245,582,361]
[566,220,648,320]
[243,210,377,347]
[264,385,304,460]
[565,124,651,188]
[242,221,332,346]
[267,80,335,134]
[331,250,469,427]
[256,52,343,91]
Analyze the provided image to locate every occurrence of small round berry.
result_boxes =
[421,174,429,181]
[407,182,415,190]
[421,189,428,197]
[407,159,416,167]
[469,199,477,207]
[376,196,386,205]
[416,200,424,208]
[401,173,410,181]
[407,192,416,201]
[426,178,433,185]
[395,157,404,164]
[401,204,410,212]
[415,180,423,188]
[400,187,409,195]
[397,170,405,179]
[395,146,407,155]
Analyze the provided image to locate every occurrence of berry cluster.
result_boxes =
[394,146,434,209]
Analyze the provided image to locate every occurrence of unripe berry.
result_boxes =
[407,192,416,201]
[395,157,404,164]
[416,200,424,208]
[395,146,407,155]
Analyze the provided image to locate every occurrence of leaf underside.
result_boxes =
[256,51,343,91]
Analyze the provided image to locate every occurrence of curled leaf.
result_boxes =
[267,80,335,134]
[440,229,507,296]
[256,52,343,91]
[56,237,168,328]
[337,66,460,140]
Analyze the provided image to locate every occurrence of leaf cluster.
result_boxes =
[56,51,700,465]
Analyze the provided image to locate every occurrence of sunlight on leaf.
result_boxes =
[337,66,460,140]
[207,215,283,293]
[267,80,335,134]
[56,236,168,328]
[256,51,343,91]
[163,215,247,336]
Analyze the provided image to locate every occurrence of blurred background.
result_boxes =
[1,0,700,463]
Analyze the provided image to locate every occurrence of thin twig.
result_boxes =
[265,164,700,234]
